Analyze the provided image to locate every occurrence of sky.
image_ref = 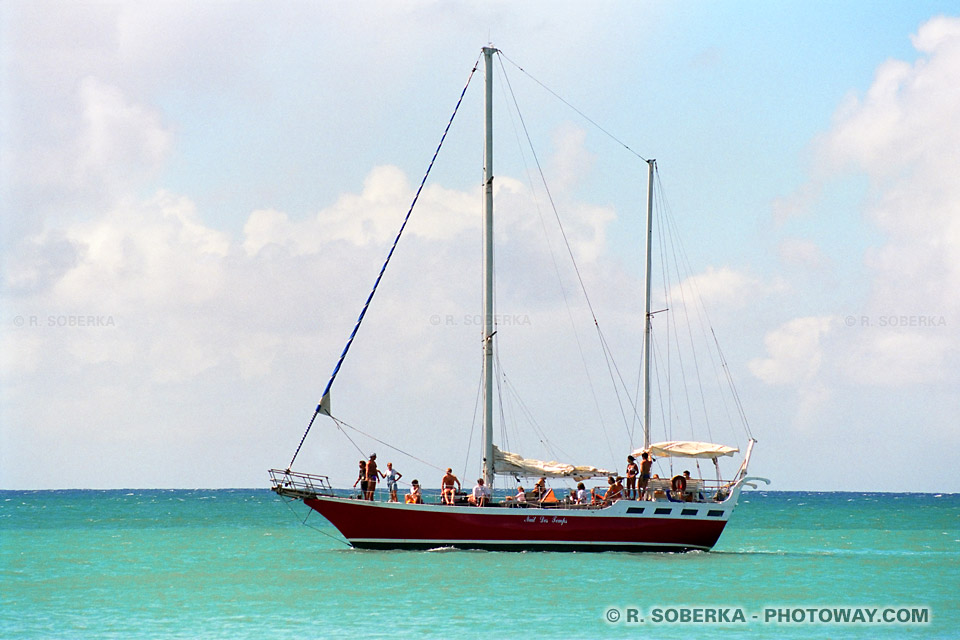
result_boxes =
[2,1,958,492]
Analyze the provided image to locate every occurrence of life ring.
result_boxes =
[671,475,687,493]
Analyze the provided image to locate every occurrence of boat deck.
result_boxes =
[269,469,733,508]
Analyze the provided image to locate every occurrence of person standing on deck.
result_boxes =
[638,452,654,500]
[352,460,367,498]
[365,454,383,500]
[625,455,639,499]
[384,462,403,503]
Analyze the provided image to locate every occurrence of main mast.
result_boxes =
[642,158,655,450]
[481,46,497,487]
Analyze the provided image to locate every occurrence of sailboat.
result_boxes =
[270,47,767,552]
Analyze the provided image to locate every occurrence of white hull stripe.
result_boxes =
[347,538,713,550]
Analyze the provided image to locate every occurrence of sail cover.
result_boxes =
[493,445,614,479]
[633,441,739,459]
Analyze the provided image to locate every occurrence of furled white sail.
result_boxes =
[492,445,613,479]
[633,441,739,459]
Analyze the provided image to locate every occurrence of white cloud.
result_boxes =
[668,266,760,310]
[749,316,835,429]
[778,238,830,272]
[749,316,833,386]
[76,77,172,187]
[773,16,960,392]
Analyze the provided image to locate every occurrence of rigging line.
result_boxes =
[461,365,484,480]
[495,53,600,325]
[497,54,624,466]
[494,345,512,456]
[498,367,561,461]
[494,54,617,468]
[332,416,447,473]
[287,55,481,469]
[650,326,672,444]
[498,52,648,162]
[332,417,367,458]
[655,168,748,442]
[656,168,718,442]
[654,175,700,442]
[595,327,638,442]
[280,496,352,547]
[711,328,754,439]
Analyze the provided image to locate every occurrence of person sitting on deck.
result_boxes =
[682,470,704,502]
[651,474,666,500]
[441,468,461,505]
[532,477,547,500]
[468,478,491,506]
[591,476,621,505]
[406,479,423,504]
[575,482,589,505]
[613,477,625,501]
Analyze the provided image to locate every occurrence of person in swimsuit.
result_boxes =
[638,452,654,500]
[441,468,460,505]
[625,455,639,499]
[407,479,422,504]
[352,460,367,498]
[592,477,619,505]
[365,454,382,500]
[532,477,547,501]
[384,462,402,503]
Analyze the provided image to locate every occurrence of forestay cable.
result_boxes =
[288,55,481,469]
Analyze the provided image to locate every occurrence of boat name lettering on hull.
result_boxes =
[523,515,568,525]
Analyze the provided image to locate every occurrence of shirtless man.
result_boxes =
[638,452,654,500]
[592,476,619,505]
[441,468,461,505]
[365,454,382,500]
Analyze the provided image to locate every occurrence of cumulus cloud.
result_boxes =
[668,266,760,310]
[749,316,834,428]
[777,238,830,272]
[763,16,960,396]
[825,16,960,384]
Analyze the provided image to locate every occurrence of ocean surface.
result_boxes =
[1,490,957,639]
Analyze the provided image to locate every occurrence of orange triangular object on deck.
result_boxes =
[541,488,558,503]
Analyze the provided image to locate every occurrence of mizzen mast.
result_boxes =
[641,158,656,450]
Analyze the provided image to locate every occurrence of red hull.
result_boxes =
[303,496,729,552]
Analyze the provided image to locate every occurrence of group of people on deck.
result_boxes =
[353,450,695,506]
[353,454,404,502]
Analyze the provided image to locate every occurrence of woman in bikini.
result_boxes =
[625,455,639,500]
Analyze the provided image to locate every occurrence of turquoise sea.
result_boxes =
[2,490,957,639]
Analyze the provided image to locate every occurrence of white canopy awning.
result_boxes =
[632,440,739,460]
[493,445,614,480]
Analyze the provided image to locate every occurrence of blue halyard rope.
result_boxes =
[288,55,481,469]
